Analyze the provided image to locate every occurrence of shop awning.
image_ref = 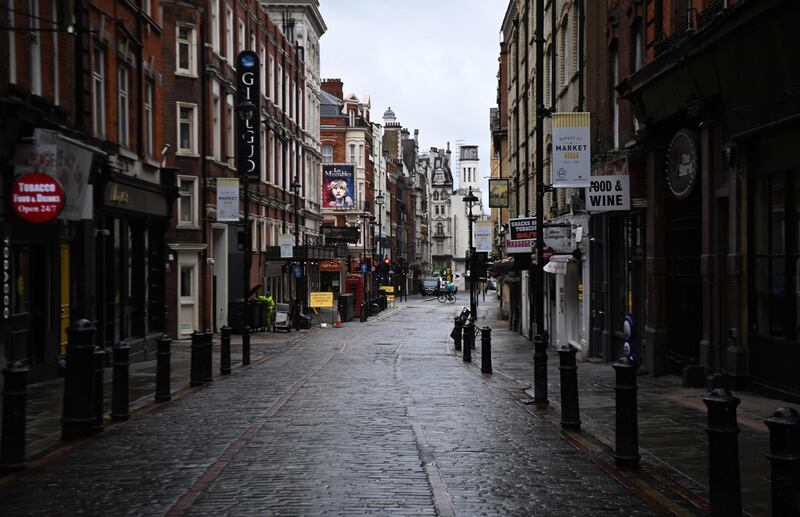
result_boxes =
[543,254,574,274]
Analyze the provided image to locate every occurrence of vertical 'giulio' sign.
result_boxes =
[236,51,261,183]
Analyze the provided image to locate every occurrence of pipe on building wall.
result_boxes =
[578,0,585,111]
[523,3,530,218]
[199,7,210,329]
[513,16,520,217]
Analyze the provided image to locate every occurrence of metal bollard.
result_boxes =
[557,345,581,431]
[242,325,251,366]
[704,387,742,516]
[533,333,549,407]
[155,336,172,401]
[202,330,213,383]
[220,326,232,375]
[613,356,640,468]
[190,331,203,386]
[62,319,96,440]
[480,327,492,374]
[451,317,463,351]
[764,407,800,516]
[92,346,106,433]
[462,320,473,363]
[1,364,29,471]
[110,342,131,421]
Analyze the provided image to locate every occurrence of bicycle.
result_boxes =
[437,290,456,304]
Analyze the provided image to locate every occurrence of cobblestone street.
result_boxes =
[0,298,666,516]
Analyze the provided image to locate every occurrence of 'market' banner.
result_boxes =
[216,178,240,222]
[552,112,591,188]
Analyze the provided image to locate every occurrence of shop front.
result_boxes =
[95,170,176,360]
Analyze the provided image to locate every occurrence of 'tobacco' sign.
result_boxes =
[12,172,65,223]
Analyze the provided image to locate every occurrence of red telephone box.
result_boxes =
[345,274,364,318]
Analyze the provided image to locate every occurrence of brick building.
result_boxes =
[0,0,174,376]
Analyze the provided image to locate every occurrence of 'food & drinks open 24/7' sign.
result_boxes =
[12,172,65,223]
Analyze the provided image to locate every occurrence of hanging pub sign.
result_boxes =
[552,112,591,188]
[507,217,537,254]
[488,178,509,208]
[11,172,65,223]
[236,51,261,183]
[585,175,630,212]
[666,129,698,199]
[216,178,240,222]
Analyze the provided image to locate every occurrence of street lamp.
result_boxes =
[359,212,372,322]
[291,176,302,330]
[463,186,479,324]
[235,97,257,365]
[376,191,384,284]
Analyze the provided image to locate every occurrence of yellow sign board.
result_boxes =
[309,291,334,308]
[379,285,394,293]
[387,295,395,302]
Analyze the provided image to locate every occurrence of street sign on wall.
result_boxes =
[506,217,537,254]
[11,172,65,223]
[585,175,630,212]
[236,51,260,183]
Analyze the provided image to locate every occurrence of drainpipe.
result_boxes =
[74,0,85,132]
[578,0,584,111]
[523,5,530,218]
[199,9,209,328]
[513,16,520,217]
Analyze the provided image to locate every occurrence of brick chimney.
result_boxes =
[321,78,343,99]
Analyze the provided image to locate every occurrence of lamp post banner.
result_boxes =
[552,112,591,188]
[279,234,294,258]
[474,220,493,252]
[216,178,240,221]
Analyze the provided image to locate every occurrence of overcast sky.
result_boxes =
[318,0,507,210]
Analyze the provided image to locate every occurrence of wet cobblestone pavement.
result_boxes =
[0,298,722,515]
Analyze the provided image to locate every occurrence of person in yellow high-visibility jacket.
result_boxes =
[258,291,276,331]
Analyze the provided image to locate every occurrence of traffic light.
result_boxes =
[383,257,390,267]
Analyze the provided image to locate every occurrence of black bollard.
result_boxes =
[110,342,131,421]
[202,330,213,383]
[155,335,172,401]
[764,407,800,516]
[462,319,473,363]
[613,356,640,468]
[480,327,492,373]
[92,346,106,433]
[557,345,581,431]
[1,364,29,471]
[451,317,463,351]
[190,331,203,386]
[220,326,232,375]
[242,325,251,366]
[62,319,96,440]
[704,387,742,516]
[533,333,549,406]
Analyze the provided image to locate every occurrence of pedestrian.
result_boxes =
[263,290,275,331]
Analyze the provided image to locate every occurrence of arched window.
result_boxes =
[437,223,444,236]
[433,191,439,200]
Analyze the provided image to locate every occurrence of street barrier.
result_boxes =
[242,325,251,366]
[111,342,131,421]
[704,387,742,516]
[92,345,106,433]
[764,407,800,516]
[557,344,580,431]
[62,319,96,440]
[480,326,492,374]
[155,335,172,401]
[190,331,203,387]
[533,333,549,406]
[462,319,473,363]
[220,326,232,375]
[0,364,28,471]
[202,330,213,384]
[613,356,640,468]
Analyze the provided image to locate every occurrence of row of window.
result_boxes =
[177,23,303,125]
[320,143,366,166]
